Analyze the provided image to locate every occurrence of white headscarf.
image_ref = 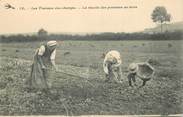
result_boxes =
[103,50,122,74]
[47,40,57,47]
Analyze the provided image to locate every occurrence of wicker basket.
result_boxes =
[137,62,154,80]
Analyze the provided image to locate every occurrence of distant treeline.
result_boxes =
[0,31,182,42]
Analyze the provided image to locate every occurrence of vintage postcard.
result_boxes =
[0,0,183,116]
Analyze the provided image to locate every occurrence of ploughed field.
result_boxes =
[0,40,183,115]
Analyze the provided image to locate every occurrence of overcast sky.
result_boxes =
[0,0,183,34]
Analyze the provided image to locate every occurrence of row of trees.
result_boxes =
[0,31,182,42]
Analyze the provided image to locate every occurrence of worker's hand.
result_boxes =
[111,66,117,71]
[41,65,46,70]
[118,80,122,84]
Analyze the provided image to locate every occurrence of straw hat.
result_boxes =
[128,63,139,73]
[47,40,57,47]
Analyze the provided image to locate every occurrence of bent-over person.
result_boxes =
[103,50,122,83]
[127,62,154,87]
[26,40,57,90]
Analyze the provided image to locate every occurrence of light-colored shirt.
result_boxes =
[37,45,56,60]
[103,50,122,74]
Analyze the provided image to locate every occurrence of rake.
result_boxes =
[46,68,95,87]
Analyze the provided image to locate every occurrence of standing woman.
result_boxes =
[103,50,122,83]
[26,40,57,90]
